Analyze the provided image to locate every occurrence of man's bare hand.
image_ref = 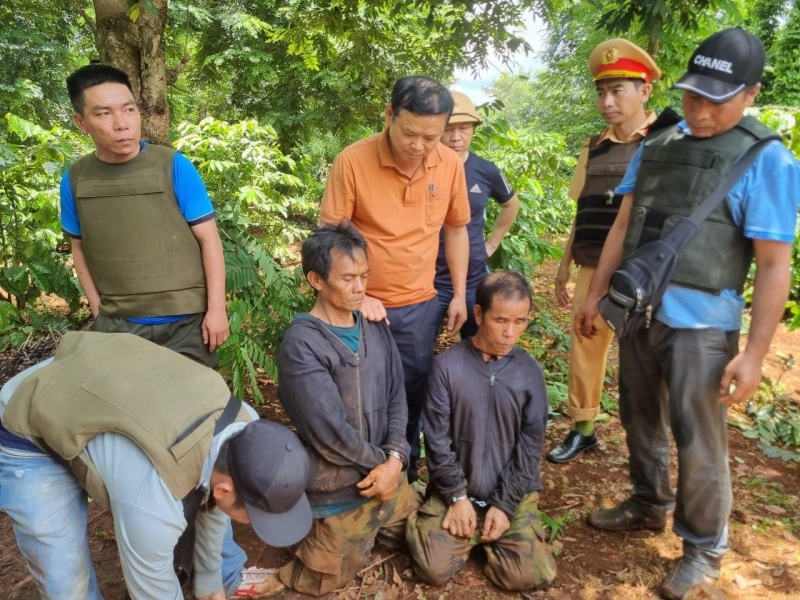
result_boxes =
[719,352,762,405]
[573,298,600,342]
[202,307,230,352]
[359,295,390,325]
[480,506,510,542]
[356,455,402,501]
[554,263,571,308]
[441,499,476,538]
[446,294,467,334]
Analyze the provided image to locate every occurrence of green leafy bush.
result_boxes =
[0,113,86,348]
[175,118,313,402]
[472,117,574,273]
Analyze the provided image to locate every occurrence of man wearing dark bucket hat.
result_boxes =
[0,331,312,600]
[434,91,520,339]
[574,28,800,599]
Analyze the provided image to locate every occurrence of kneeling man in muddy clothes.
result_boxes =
[275,220,419,596]
[406,271,556,591]
[0,331,312,600]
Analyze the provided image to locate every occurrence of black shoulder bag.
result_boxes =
[598,138,774,339]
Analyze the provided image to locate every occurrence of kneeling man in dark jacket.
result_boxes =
[276,220,419,596]
[406,271,556,591]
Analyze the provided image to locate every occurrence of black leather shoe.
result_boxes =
[546,430,599,463]
[587,498,667,532]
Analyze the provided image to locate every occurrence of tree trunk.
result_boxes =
[92,0,171,146]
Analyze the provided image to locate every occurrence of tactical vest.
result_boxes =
[69,145,207,318]
[3,332,250,510]
[622,116,780,293]
[572,136,641,267]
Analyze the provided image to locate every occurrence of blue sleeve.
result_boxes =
[730,142,800,243]
[615,144,644,195]
[487,163,515,204]
[172,153,216,225]
[60,171,81,238]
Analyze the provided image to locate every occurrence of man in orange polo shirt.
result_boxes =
[321,76,470,480]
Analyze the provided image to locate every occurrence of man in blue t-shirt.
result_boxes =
[434,91,520,338]
[574,28,800,600]
[60,64,227,368]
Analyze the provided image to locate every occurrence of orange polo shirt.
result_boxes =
[321,130,470,308]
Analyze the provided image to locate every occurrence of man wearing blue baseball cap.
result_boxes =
[0,332,312,600]
[575,27,800,599]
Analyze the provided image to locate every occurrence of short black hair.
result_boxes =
[390,76,454,118]
[301,219,368,282]
[475,270,533,313]
[212,438,245,510]
[66,64,134,114]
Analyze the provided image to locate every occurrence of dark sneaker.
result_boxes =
[587,498,668,531]
[546,430,599,463]
[659,558,716,600]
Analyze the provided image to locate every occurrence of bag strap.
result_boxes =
[687,137,777,227]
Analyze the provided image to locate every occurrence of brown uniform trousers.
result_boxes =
[405,492,556,591]
[567,266,614,421]
[279,476,421,596]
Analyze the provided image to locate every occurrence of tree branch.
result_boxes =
[72,0,97,32]
[167,54,191,86]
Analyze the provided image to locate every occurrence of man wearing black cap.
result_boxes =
[0,332,312,600]
[574,28,800,599]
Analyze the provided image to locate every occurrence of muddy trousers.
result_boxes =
[619,322,738,573]
[279,477,421,596]
[405,492,556,591]
[567,266,615,422]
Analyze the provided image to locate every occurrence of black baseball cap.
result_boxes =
[227,419,312,547]
[674,27,765,104]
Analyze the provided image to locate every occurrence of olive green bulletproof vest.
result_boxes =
[69,145,207,318]
[572,136,641,267]
[3,332,250,510]
[622,116,779,293]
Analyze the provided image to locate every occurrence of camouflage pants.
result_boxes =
[279,476,421,596]
[405,492,556,591]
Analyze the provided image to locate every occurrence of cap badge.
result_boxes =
[602,48,619,65]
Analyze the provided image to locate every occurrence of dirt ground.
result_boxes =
[1,257,799,600]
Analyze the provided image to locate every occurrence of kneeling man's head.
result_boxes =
[211,419,312,547]
[302,219,369,317]
[473,271,533,359]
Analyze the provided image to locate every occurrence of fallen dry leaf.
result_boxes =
[764,504,787,515]
[772,565,785,577]
[683,581,737,600]
[734,574,763,590]
[759,572,774,586]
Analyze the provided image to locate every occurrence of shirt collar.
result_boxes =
[598,110,657,144]
[198,421,250,502]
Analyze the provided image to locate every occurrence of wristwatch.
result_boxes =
[386,449,406,468]
[450,494,468,505]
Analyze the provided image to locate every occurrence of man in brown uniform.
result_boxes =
[548,39,661,463]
